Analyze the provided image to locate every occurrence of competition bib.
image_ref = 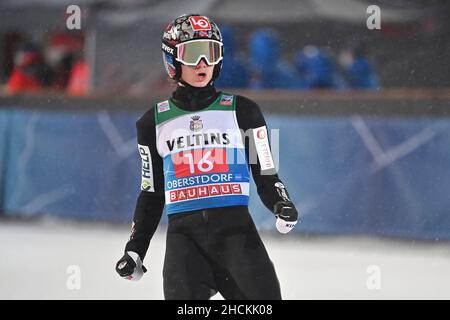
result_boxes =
[155,93,250,215]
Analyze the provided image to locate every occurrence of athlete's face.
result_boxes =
[180,59,214,87]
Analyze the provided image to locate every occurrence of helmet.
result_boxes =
[161,14,223,83]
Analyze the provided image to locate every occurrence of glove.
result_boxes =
[115,251,147,281]
[274,201,299,234]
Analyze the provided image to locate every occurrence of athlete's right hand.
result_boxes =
[115,251,147,281]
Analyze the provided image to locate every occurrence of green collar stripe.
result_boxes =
[154,92,236,125]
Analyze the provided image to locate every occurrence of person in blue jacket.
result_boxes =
[342,44,380,89]
[248,29,306,89]
[295,45,345,89]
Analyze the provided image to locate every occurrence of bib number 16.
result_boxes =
[184,150,213,173]
[173,148,229,178]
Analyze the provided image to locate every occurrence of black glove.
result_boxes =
[274,201,299,234]
[116,251,147,281]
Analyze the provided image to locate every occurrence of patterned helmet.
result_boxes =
[161,14,223,82]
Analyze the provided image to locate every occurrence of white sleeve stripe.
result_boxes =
[138,144,155,192]
[252,126,275,171]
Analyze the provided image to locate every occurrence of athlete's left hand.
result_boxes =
[116,251,147,281]
[274,201,298,234]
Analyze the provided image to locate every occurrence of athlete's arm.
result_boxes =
[236,96,298,233]
[124,108,165,260]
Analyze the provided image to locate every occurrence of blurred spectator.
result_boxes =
[67,57,90,96]
[339,43,380,89]
[295,45,345,89]
[6,43,52,94]
[2,32,26,81]
[248,29,306,89]
[45,32,83,90]
[214,26,249,88]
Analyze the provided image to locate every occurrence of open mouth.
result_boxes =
[196,72,207,79]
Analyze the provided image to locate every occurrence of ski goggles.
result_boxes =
[175,39,223,66]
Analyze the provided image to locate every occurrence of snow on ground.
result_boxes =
[1,219,450,300]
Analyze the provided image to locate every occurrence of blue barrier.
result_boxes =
[252,115,450,239]
[0,109,11,212]
[1,107,450,239]
[2,109,141,222]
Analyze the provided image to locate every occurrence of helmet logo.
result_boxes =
[189,16,211,31]
[162,43,174,54]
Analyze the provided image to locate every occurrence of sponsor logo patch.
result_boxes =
[161,43,174,54]
[253,126,275,171]
[157,100,170,113]
[256,128,266,139]
[275,182,291,202]
[169,183,242,203]
[138,144,155,192]
[189,16,211,31]
[189,115,203,132]
[130,221,137,239]
[220,94,234,106]
[275,182,285,189]
[141,180,151,191]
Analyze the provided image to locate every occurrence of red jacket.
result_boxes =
[6,67,43,94]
